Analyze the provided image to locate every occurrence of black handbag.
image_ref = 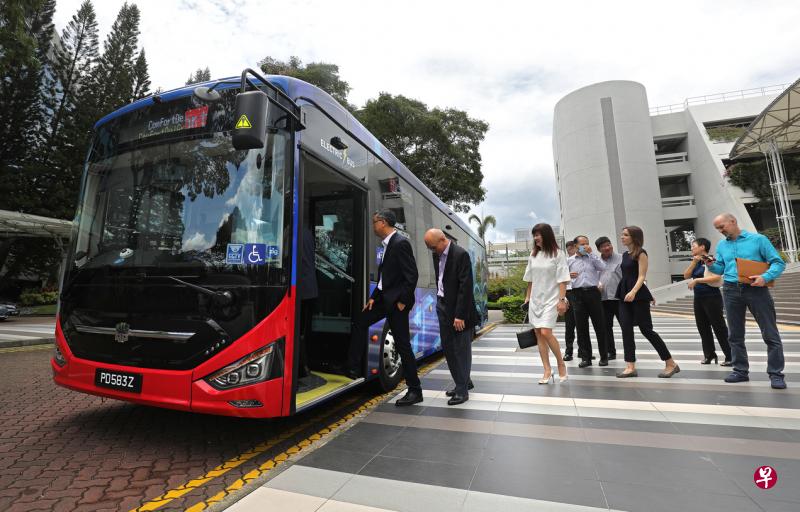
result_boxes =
[516,312,538,349]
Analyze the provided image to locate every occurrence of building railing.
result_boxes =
[649,83,789,116]
[661,195,696,208]
[655,152,688,164]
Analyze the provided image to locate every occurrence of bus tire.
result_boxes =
[376,327,403,392]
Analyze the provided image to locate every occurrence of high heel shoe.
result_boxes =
[721,359,732,367]
[539,371,554,385]
[700,355,718,365]
[557,364,568,383]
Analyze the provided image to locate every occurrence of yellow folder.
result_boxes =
[736,258,775,288]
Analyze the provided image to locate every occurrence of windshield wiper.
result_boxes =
[167,276,234,306]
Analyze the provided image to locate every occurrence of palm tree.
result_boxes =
[469,214,496,246]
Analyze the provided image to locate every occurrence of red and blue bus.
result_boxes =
[52,69,488,418]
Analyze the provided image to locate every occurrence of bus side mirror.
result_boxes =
[232,90,269,150]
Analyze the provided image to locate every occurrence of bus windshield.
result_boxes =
[69,91,292,283]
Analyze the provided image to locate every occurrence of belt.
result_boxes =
[574,286,599,291]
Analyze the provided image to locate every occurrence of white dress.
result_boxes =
[522,249,571,328]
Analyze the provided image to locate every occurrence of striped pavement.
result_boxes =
[227,317,800,512]
[0,320,55,346]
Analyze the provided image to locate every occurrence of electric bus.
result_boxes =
[52,68,488,418]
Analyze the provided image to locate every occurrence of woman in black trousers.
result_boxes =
[615,226,680,378]
[683,238,732,366]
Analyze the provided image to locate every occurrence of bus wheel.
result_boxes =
[377,329,403,392]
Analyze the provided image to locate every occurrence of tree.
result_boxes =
[469,213,496,245]
[0,0,56,215]
[259,56,351,107]
[45,0,99,158]
[130,49,151,100]
[356,93,488,211]
[186,67,211,85]
[87,2,142,118]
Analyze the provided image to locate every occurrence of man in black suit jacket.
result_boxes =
[347,209,422,406]
[424,229,480,405]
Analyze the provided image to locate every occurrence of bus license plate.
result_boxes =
[95,369,142,393]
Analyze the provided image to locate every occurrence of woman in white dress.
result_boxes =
[522,223,571,384]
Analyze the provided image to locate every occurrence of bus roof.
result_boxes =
[94,75,481,246]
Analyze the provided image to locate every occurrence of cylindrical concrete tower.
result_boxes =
[553,81,669,287]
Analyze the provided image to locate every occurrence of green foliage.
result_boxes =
[259,56,351,108]
[498,295,526,323]
[706,126,746,142]
[487,264,526,301]
[356,93,488,212]
[0,0,150,292]
[760,227,800,254]
[469,214,496,243]
[19,289,59,306]
[186,66,211,85]
[726,154,800,203]
[487,301,501,310]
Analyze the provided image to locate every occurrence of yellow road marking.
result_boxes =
[134,324,498,512]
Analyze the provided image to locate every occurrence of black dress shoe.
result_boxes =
[447,394,468,406]
[563,354,573,361]
[445,381,474,397]
[599,359,608,366]
[578,360,592,368]
[607,354,617,360]
[395,390,423,406]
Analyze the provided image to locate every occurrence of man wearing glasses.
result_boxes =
[347,209,422,406]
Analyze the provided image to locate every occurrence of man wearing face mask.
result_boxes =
[568,235,607,367]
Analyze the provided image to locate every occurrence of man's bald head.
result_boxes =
[424,228,449,255]
[713,212,740,239]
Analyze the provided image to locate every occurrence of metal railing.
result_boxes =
[655,152,688,164]
[649,84,789,116]
[661,195,696,208]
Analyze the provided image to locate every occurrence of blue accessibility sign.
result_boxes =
[266,245,280,260]
[226,244,244,264]
[244,243,267,265]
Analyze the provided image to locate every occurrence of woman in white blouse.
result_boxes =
[522,223,572,384]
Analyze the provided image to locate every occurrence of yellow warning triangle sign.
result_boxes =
[235,115,252,129]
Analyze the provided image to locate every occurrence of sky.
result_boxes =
[53,0,800,242]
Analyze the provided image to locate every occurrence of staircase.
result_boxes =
[652,266,800,325]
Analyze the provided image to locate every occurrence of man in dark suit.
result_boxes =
[347,209,422,406]
[424,229,480,406]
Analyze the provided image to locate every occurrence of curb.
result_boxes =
[0,337,54,349]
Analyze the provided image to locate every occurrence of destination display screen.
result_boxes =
[112,90,236,147]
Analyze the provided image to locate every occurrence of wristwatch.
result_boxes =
[559,297,569,304]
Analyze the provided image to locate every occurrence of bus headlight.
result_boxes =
[53,344,66,367]
[205,344,276,390]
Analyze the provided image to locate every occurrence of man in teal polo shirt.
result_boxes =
[707,213,786,389]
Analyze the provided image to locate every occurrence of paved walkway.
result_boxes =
[0,316,55,347]
[224,317,800,512]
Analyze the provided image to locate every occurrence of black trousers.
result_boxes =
[602,300,619,357]
[348,295,421,391]
[436,299,472,395]
[694,294,731,360]
[572,287,607,361]
[564,289,576,356]
[618,300,671,363]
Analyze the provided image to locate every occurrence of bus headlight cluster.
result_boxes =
[205,344,275,390]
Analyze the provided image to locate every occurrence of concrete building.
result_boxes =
[553,81,800,286]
